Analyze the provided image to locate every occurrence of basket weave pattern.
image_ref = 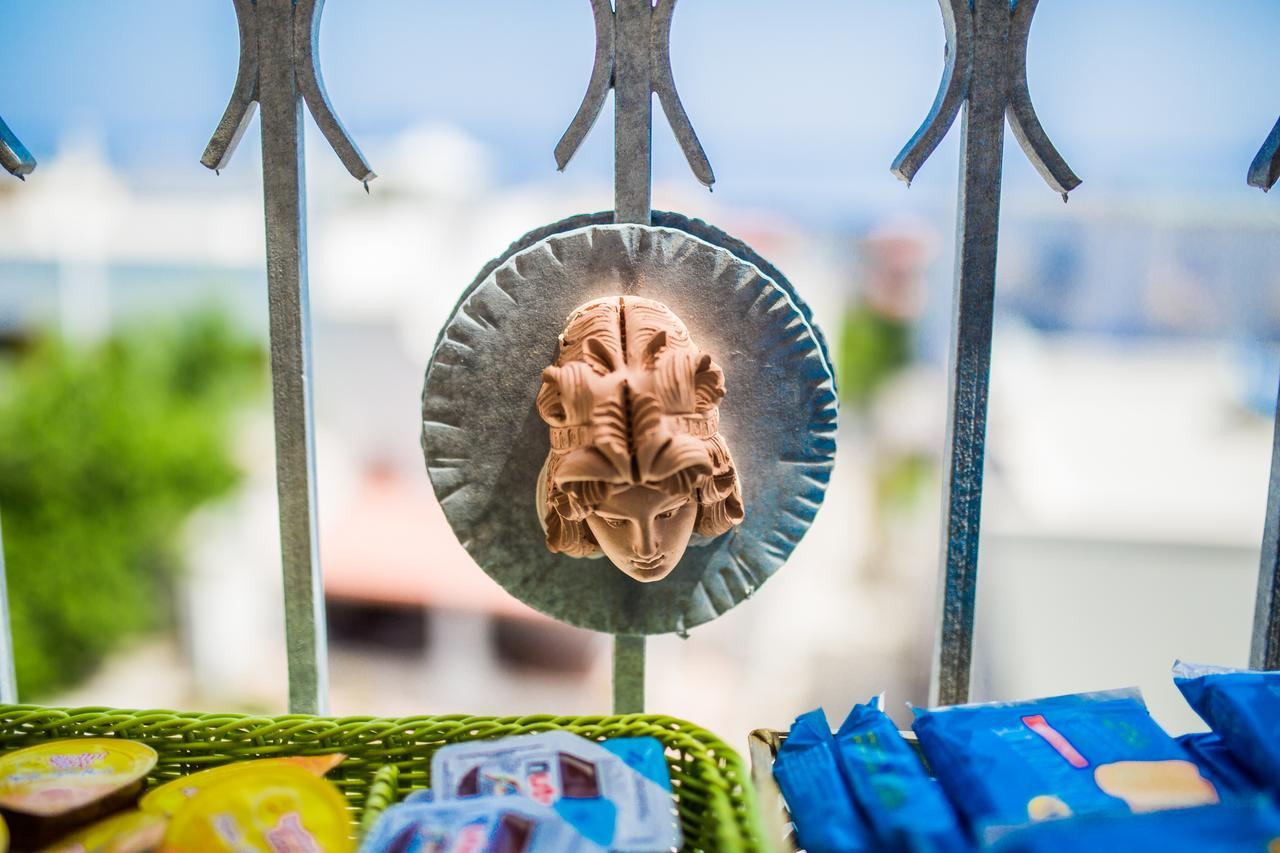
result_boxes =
[0,705,766,851]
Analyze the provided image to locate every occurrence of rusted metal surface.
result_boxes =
[895,0,1079,706]
[204,0,374,714]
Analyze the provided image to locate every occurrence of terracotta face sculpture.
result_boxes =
[536,296,745,582]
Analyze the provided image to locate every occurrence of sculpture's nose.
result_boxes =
[633,519,658,559]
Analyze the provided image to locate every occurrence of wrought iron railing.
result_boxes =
[0,0,1276,717]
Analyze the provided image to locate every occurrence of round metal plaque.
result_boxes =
[422,223,837,635]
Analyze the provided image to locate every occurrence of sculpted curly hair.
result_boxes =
[536,296,744,558]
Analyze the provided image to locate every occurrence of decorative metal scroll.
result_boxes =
[1250,110,1280,668]
[556,0,712,223]
[204,0,375,714]
[420,0,837,715]
[894,0,1080,706]
[0,115,35,180]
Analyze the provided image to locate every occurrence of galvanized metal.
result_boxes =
[0,516,18,703]
[613,635,645,714]
[1250,108,1280,667]
[1248,116,1280,192]
[1253,404,1280,670]
[204,0,375,714]
[556,0,715,202]
[421,223,837,637]
[0,114,35,180]
[556,0,719,710]
[894,0,1079,706]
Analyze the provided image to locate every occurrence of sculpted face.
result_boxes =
[585,486,698,582]
[536,296,745,583]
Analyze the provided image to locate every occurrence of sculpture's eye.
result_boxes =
[599,516,627,529]
[657,501,688,521]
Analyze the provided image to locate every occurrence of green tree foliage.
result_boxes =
[0,310,263,697]
[837,303,912,411]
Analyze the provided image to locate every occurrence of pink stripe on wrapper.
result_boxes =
[1022,714,1089,768]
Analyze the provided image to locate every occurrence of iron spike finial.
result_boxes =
[893,0,1080,199]
[0,114,36,180]
[202,0,375,184]
[556,0,714,189]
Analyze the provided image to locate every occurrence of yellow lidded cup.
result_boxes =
[160,764,351,852]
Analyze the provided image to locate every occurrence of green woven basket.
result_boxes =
[0,704,768,851]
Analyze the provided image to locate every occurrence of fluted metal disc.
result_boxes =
[422,223,837,636]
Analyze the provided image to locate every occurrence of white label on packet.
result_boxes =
[431,731,680,852]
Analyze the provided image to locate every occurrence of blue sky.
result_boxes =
[1,1,1278,219]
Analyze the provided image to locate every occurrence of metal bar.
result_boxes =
[256,0,329,715]
[556,0,712,190]
[1005,0,1080,199]
[554,0,718,712]
[295,0,376,186]
[0,114,35,180]
[613,635,645,713]
[611,0,655,713]
[1252,380,1280,669]
[613,0,653,224]
[0,516,18,703]
[892,0,971,186]
[555,0,615,173]
[930,0,1009,708]
[204,0,372,714]
[1248,115,1280,193]
[894,0,1078,705]
[201,0,258,173]
[651,0,713,188]
[1250,103,1280,666]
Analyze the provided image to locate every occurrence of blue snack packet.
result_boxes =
[430,731,679,850]
[1175,732,1263,796]
[985,799,1280,853]
[1174,660,1280,791]
[359,798,605,853]
[773,709,874,853]
[833,698,969,852]
[912,688,1219,839]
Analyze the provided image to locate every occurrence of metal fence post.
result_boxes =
[894,0,1080,706]
[0,113,33,703]
[1247,110,1280,669]
[203,0,375,715]
[0,516,19,703]
[556,0,714,713]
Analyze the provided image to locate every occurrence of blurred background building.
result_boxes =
[1,0,1279,745]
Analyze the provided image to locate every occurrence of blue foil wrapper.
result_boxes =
[773,709,874,853]
[986,799,1280,853]
[833,699,969,852]
[1175,660,1280,792]
[1175,732,1263,796]
[912,688,1219,839]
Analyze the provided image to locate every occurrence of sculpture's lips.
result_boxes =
[627,560,672,583]
[630,554,665,570]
